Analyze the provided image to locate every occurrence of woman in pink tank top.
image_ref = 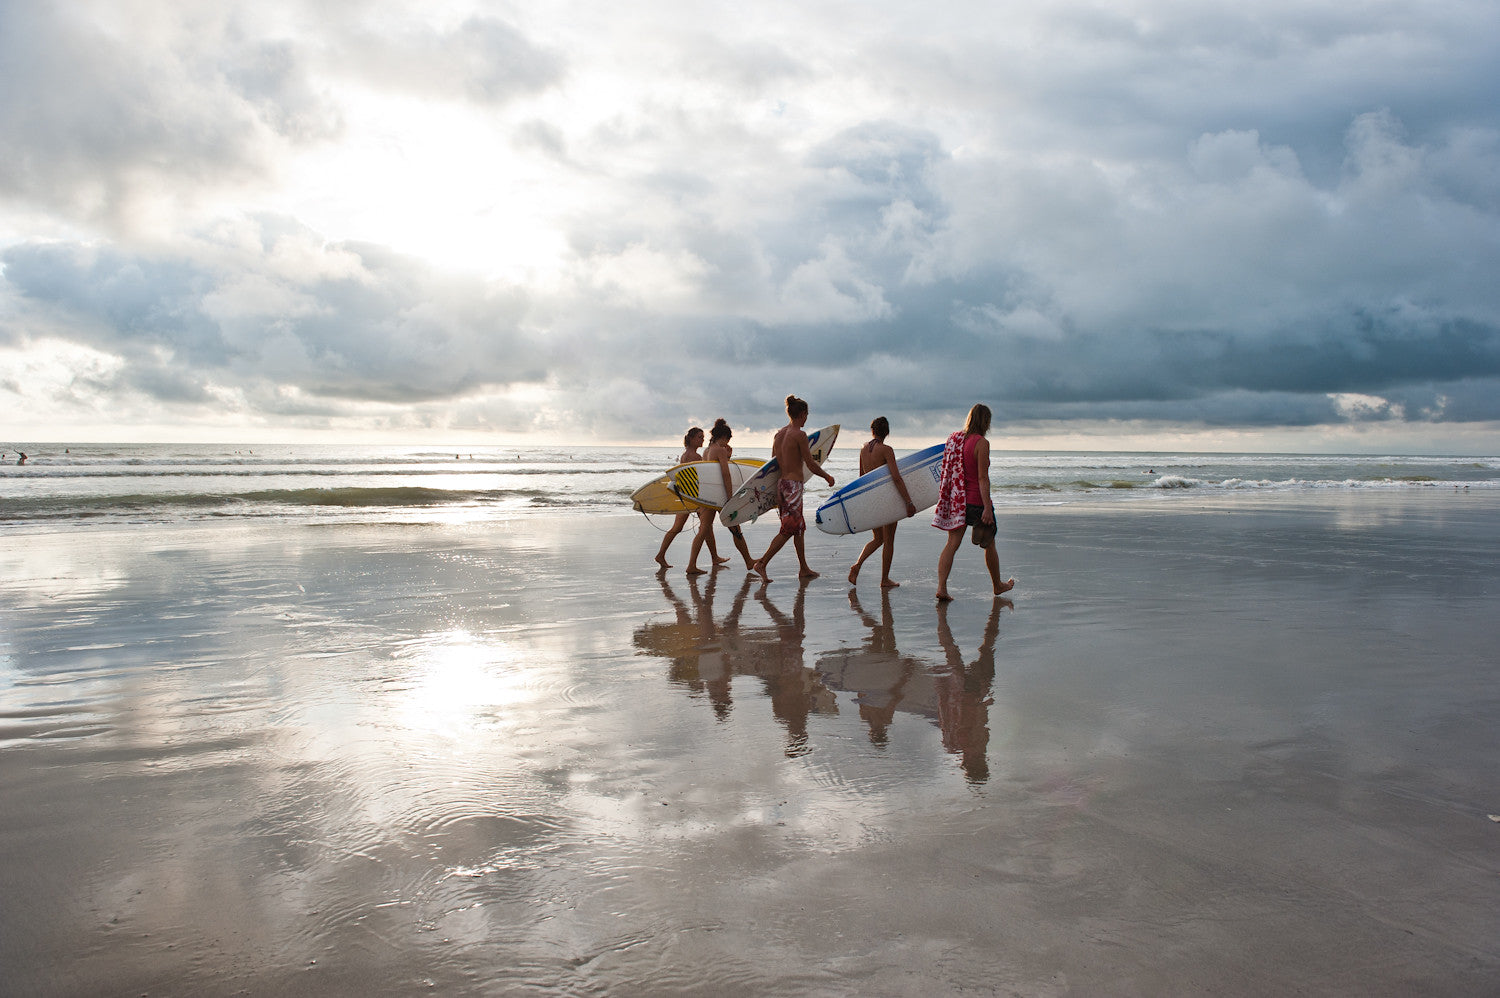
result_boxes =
[935,403,1016,601]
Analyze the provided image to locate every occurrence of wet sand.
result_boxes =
[2,493,1498,996]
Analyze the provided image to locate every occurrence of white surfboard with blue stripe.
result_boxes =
[814,442,945,535]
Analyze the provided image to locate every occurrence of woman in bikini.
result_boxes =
[655,427,708,569]
[687,418,756,574]
[848,416,917,588]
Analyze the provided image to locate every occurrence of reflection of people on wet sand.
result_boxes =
[753,395,835,584]
[842,589,920,746]
[636,571,755,720]
[637,569,834,747]
[751,581,834,756]
[934,598,1009,784]
[848,416,918,589]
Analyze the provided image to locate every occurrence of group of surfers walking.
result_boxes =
[655,396,1017,601]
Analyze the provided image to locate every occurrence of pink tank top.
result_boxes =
[962,434,983,504]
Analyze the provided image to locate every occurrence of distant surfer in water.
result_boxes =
[933,403,1016,601]
[688,419,755,574]
[848,416,918,589]
[753,395,835,583]
[656,427,710,569]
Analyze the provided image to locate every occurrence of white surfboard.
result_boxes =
[719,424,840,527]
[667,458,764,509]
[632,458,762,514]
[814,442,945,535]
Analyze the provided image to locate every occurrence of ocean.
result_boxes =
[3,441,1495,530]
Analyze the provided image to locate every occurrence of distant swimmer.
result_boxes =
[17,452,26,465]
[848,417,917,589]
[933,403,1015,601]
[751,395,835,583]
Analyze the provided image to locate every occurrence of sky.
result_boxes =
[2,0,1498,451]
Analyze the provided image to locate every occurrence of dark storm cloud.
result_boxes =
[541,89,1500,436]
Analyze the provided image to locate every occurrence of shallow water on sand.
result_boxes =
[2,493,1498,995]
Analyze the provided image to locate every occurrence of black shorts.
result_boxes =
[964,504,991,526]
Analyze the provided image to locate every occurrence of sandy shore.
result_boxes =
[2,492,1497,995]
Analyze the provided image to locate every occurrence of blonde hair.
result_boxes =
[963,403,991,437]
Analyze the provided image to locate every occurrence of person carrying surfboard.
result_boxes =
[848,416,918,588]
[752,396,835,583]
[687,419,756,574]
[933,403,1016,601]
[656,427,715,569]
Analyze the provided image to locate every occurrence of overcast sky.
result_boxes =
[2,0,1498,450]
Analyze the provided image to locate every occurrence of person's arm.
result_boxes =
[800,431,834,485]
[976,436,993,522]
[717,452,734,498]
[884,446,917,517]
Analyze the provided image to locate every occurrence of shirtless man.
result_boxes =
[752,395,835,583]
[848,416,917,588]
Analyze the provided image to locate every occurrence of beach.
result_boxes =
[2,490,1498,995]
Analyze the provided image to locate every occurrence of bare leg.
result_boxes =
[849,530,884,585]
[877,524,900,587]
[754,533,791,583]
[794,533,819,579]
[982,539,1016,595]
[656,512,690,568]
[686,511,714,575]
[935,527,965,601]
[728,527,755,569]
[705,512,729,564]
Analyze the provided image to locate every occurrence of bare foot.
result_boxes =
[935,591,954,602]
[881,578,900,588]
[686,565,706,576]
[799,567,820,579]
[753,560,771,583]
[714,556,731,565]
[848,565,860,585]
[655,555,671,569]
[995,578,1016,595]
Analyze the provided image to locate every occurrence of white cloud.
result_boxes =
[1,0,1498,449]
